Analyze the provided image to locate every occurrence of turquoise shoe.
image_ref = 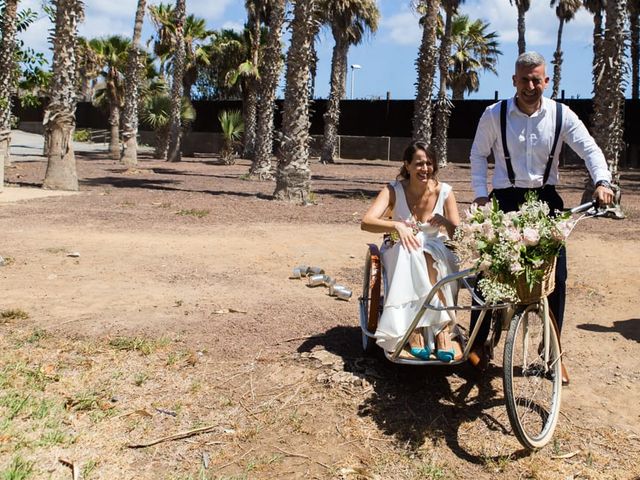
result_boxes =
[409,347,431,360]
[436,349,455,363]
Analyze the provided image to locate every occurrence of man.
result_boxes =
[468,51,614,385]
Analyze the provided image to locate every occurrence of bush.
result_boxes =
[73,129,92,143]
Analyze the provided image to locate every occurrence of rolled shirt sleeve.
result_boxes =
[469,106,497,198]
[562,108,612,184]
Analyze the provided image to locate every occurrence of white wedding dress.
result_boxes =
[375,180,459,354]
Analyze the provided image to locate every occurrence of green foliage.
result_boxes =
[141,94,196,130]
[446,14,502,99]
[219,109,244,144]
[73,129,92,142]
[0,455,34,480]
[176,209,210,218]
[218,109,244,165]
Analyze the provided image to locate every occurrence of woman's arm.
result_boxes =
[442,190,460,238]
[361,185,420,250]
[426,189,460,239]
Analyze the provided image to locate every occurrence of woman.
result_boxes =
[361,141,460,361]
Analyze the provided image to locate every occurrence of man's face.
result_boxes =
[512,63,549,111]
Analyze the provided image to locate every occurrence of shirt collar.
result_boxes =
[509,95,549,118]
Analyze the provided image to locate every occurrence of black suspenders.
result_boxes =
[499,99,564,187]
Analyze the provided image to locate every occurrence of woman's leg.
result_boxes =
[424,253,455,360]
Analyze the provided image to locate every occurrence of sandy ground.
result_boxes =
[1,134,639,479]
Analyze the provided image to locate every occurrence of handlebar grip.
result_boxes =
[569,200,596,214]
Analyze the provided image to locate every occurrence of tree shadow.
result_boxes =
[297,325,532,463]
[576,319,640,343]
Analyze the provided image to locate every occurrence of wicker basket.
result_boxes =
[514,258,557,304]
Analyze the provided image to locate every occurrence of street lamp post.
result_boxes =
[350,64,361,99]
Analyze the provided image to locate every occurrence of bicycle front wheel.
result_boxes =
[503,302,562,449]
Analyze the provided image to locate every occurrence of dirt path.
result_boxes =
[1,150,639,479]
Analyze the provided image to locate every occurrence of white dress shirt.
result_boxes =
[469,96,612,198]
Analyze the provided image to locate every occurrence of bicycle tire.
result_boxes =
[360,245,382,354]
[503,303,562,449]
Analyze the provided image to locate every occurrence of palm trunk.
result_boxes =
[320,34,348,164]
[433,4,454,167]
[412,0,441,143]
[517,4,527,54]
[551,18,565,99]
[452,86,465,100]
[167,0,186,162]
[121,0,146,166]
[0,0,19,185]
[273,0,316,203]
[108,84,120,159]
[631,4,639,99]
[43,0,84,191]
[590,0,627,205]
[251,0,285,180]
[591,8,604,89]
[242,85,258,159]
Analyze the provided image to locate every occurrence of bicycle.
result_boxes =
[358,197,621,449]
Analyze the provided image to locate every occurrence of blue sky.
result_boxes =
[17,0,618,100]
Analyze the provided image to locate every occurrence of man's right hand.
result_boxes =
[472,196,490,207]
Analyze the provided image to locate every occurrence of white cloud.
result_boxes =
[221,21,244,33]
[381,8,421,46]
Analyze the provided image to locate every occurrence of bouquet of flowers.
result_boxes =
[386,218,420,245]
[453,192,575,304]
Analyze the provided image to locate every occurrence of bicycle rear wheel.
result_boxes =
[503,302,562,449]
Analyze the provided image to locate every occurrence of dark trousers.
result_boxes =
[470,186,568,348]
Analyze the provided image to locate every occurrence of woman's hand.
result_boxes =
[426,214,450,230]
[394,221,420,251]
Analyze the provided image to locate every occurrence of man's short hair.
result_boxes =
[515,51,546,70]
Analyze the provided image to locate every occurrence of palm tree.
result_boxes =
[590,0,627,199]
[121,0,147,166]
[167,0,186,162]
[550,0,582,99]
[43,0,84,191]
[509,0,531,54]
[242,0,272,160]
[447,15,501,100]
[89,35,130,160]
[250,0,286,179]
[412,0,441,143]
[0,0,18,189]
[630,0,640,99]
[218,110,245,165]
[583,0,605,87]
[433,0,462,167]
[318,0,379,164]
[273,0,317,203]
[148,4,212,97]
[140,92,195,159]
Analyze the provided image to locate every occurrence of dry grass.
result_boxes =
[1,324,638,480]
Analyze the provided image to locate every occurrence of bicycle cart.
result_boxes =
[358,199,620,449]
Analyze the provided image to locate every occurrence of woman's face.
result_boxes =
[405,148,434,183]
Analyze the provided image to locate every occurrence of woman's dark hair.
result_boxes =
[398,141,438,180]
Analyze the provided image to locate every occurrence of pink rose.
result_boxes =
[522,227,540,246]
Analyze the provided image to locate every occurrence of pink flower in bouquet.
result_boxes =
[504,226,521,242]
[522,227,540,246]
[478,257,492,271]
[552,220,574,241]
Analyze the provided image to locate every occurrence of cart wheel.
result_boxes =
[503,302,562,449]
[359,244,383,354]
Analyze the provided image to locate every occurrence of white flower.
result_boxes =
[522,227,540,246]
[504,226,521,242]
[510,261,523,274]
